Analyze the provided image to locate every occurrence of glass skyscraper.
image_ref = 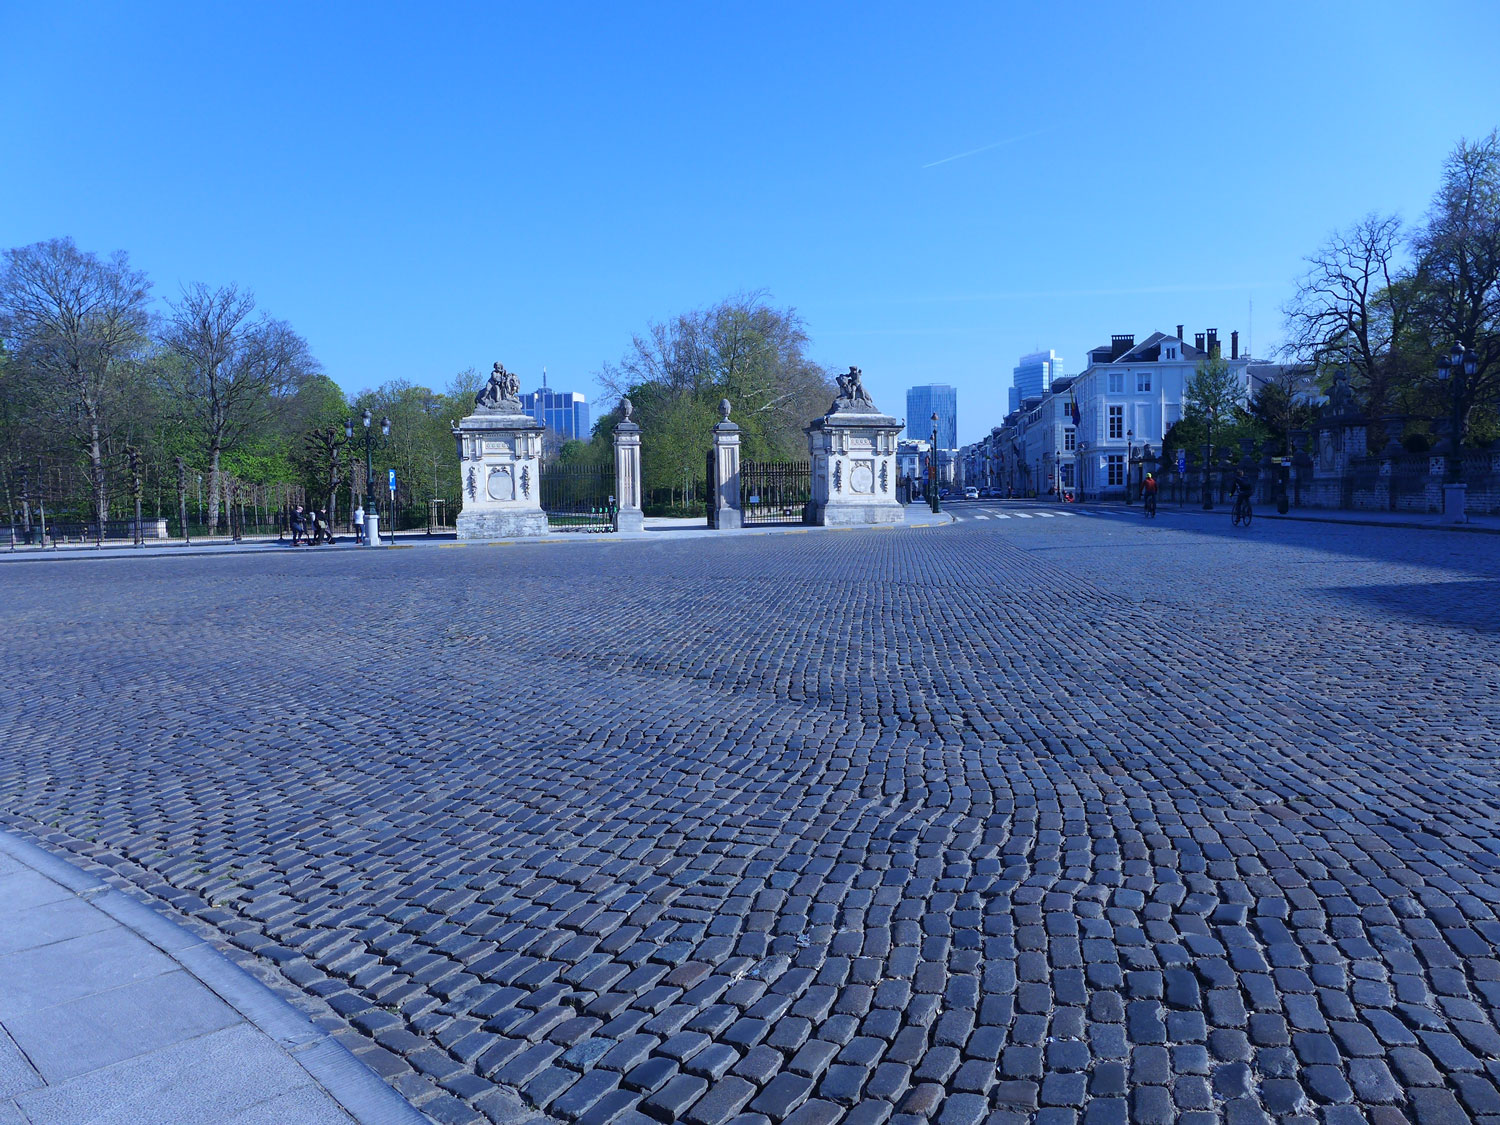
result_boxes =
[906,385,957,449]
[521,373,590,440]
[1010,351,1064,414]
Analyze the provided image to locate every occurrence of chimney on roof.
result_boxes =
[1176,324,1184,341]
[1194,333,1206,352]
[1109,334,1135,361]
[1207,329,1219,358]
[1231,330,1239,360]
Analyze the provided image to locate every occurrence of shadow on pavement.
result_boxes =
[1318,578,1500,635]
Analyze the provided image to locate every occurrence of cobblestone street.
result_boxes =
[3,510,1499,1125]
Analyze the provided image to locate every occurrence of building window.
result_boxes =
[1064,427,1076,451]
[1108,372,1124,394]
[1107,455,1125,486]
[1108,406,1123,439]
[1136,372,1152,392]
[1062,464,1075,486]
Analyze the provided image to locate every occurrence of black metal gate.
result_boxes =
[541,462,617,531]
[741,460,811,526]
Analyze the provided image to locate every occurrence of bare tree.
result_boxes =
[160,283,317,531]
[0,238,152,537]
[1282,213,1416,417]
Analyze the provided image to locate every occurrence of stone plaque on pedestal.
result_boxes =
[805,367,905,527]
[452,362,549,539]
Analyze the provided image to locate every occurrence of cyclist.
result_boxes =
[1141,472,1158,516]
[1229,469,1254,524]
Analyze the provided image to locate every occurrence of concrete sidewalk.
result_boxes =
[0,507,953,563]
[0,832,428,1125]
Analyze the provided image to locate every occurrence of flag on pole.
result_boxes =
[1070,390,1080,427]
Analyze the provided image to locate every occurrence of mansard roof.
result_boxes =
[1087,331,1207,365]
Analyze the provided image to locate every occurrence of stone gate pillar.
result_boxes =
[710,399,742,530]
[613,398,644,533]
[453,361,549,539]
[806,367,904,526]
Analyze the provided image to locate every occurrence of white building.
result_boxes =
[1070,328,1250,498]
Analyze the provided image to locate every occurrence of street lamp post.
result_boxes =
[929,413,941,513]
[358,409,392,541]
[1437,341,1478,523]
[1125,430,1134,504]
[1201,408,1215,510]
[1436,342,1478,481]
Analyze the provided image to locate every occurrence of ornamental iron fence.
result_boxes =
[740,459,811,526]
[541,462,617,532]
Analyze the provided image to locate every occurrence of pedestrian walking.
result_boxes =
[289,505,306,546]
[353,503,365,545]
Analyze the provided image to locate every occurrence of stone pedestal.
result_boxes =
[613,401,644,533]
[805,369,905,527]
[452,362,549,540]
[709,401,742,530]
[1442,483,1467,524]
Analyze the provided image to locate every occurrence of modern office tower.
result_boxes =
[906,385,957,449]
[521,370,590,440]
[1010,351,1064,415]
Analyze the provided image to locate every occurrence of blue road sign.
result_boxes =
[1175,450,1186,474]
[388,468,397,493]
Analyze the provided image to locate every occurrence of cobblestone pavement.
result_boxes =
[3,513,1499,1125]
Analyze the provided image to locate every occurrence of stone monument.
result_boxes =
[805,367,904,526]
[709,399,743,530]
[613,398,645,533]
[452,362,549,539]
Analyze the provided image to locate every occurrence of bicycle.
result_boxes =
[1231,493,1253,527]
[1143,491,1157,518]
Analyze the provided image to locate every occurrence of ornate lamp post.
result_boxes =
[1201,407,1216,510]
[357,408,391,531]
[1124,429,1134,504]
[929,412,941,513]
[1436,342,1478,481]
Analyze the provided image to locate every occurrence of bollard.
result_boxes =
[364,512,382,546]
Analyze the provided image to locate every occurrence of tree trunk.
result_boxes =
[207,446,222,534]
[90,420,106,543]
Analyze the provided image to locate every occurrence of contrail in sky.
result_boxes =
[922,129,1048,169]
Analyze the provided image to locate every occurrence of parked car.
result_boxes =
[964,486,979,500]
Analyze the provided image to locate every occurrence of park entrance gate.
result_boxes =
[740,459,811,526]
[541,462,617,532]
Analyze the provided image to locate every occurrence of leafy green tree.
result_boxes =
[598,294,836,510]
[1409,129,1500,446]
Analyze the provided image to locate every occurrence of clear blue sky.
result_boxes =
[4,2,1497,445]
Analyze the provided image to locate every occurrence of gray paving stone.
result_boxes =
[5,517,1500,1124]
[4,969,238,1083]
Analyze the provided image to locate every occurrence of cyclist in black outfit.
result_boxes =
[1229,470,1253,524]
